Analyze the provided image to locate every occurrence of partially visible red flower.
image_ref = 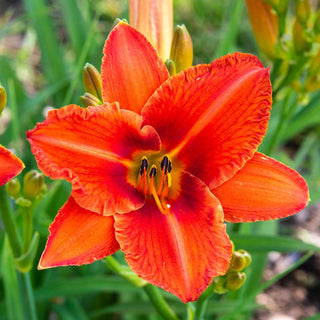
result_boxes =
[129,0,173,60]
[26,23,309,302]
[0,144,24,186]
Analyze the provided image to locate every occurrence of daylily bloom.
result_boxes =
[27,23,309,302]
[129,0,173,60]
[0,144,24,186]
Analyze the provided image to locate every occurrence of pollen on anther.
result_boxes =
[167,161,172,173]
[149,166,157,177]
[161,156,169,170]
[140,157,148,175]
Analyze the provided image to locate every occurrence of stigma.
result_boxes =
[137,155,172,214]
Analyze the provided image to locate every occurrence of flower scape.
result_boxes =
[26,22,309,303]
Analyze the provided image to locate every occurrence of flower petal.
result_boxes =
[142,53,272,189]
[101,22,169,113]
[39,196,119,269]
[213,152,309,223]
[0,145,24,186]
[27,103,160,215]
[114,171,232,302]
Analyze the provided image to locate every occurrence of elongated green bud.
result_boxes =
[263,0,288,14]
[80,92,102,107]
[314,10,320,35]
[82,63,103,101]
[170,25,193,73]
[23,170,44,200]
[0,85,7,114]
[293,18,310,54]
[295,0,311,27]
[165,59,176,76]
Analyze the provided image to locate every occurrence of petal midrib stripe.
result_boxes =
[169,67,266,158]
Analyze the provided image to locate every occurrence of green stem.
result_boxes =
[22,206,33,254]
[105,255,147,287]
[0,186,21,258]
[105,256,179,320]
[273,56,308,99]
[193,282,215,320]
[143,284,179,320]
[23,272,38,320]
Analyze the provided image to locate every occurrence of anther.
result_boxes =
[167,161,172,174]
[140,157,148,175]
[149,165,157,178]
[161,156,169,171]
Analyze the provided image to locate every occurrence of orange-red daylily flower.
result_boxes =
[26,23,309,302]
[0,144,24,186]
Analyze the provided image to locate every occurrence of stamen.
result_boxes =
[140,157,148,175]
[167,161,172,174]
[148,165,157,195]
[152,187,169,214]
[149,166,157,178]
[161,155,169,171]
[138,157,148,195]
[157,169,165,195]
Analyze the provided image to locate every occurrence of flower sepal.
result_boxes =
[14,232,40,273]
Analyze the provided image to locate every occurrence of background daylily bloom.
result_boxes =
[0,144,24,186]
[26,23,309,302]
[129,0,173,60]
[245,0,279,59]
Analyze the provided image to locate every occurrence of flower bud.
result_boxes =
[212,276,228,294]
[229,251,247,272]
[82,63,103,101]
[305,74,320,92]
[314,10,320,36]
[23,170,44,200]
[80,92,102,108]
[245,0,278,59]
[129,0,173,60]
[0,84,7,114]
[263,0,288,14]
[6,178,21,199]
[225,271,246,291]
[170,25,193,73]
[293,18,310,54]
[295,0,311,28]
[237,249,252,268]
[165,59,176,76]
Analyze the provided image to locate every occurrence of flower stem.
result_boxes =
[105,256,179,320]
[193,282,215,320]
[22,206,33,254]
[143,284,180,320]
[0,185,21,258]
[105,255,147,287]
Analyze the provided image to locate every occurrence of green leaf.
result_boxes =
[34,276,142,301]
[230,234,320,253]
[1,238,25,320]
[52,298,89,320]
